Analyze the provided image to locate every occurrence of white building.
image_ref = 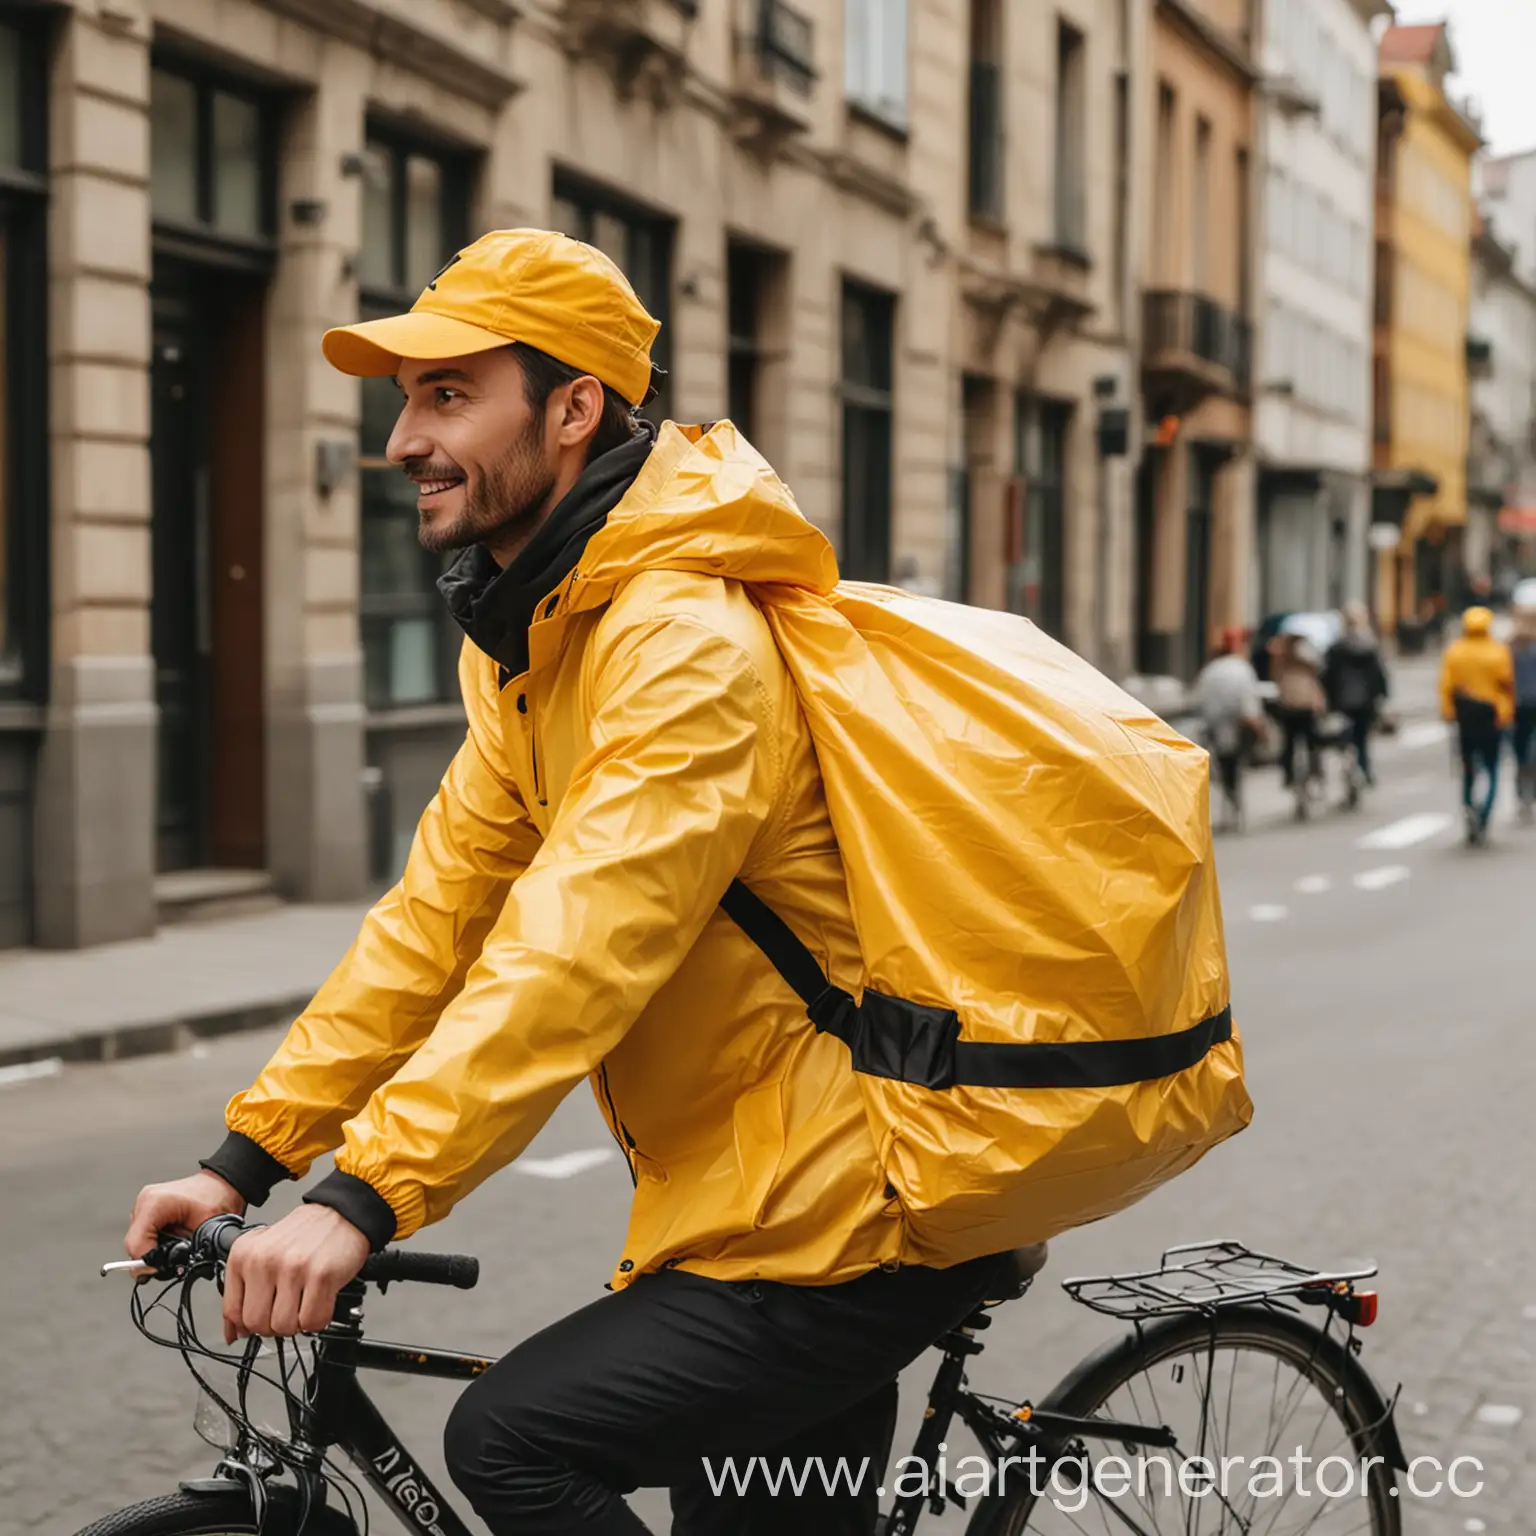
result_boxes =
[1473,154,1536,581]
[1253,0,1389,617]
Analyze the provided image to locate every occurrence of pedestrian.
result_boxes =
[1511,603,1536,823]
[1439,605,1515,846]
[1269,628,1326,790]
[1195,626,1264,831]
[1323,602,1389,789]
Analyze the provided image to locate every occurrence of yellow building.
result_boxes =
[1373,24,1481,629]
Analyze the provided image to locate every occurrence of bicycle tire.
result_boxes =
[69,1487,360,1536]
[987,1305,1401,1536]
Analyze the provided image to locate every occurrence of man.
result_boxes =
[1322,602,1389,788]
[122,230,1012,1536]
[1194,627,1264,832]
[1509,603,1536,823]
[1439,605,1515,845]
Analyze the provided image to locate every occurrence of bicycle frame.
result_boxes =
[209,1277,491,1536]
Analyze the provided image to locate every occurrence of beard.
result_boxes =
[412,416,558,556]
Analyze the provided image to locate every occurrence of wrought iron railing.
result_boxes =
[757,0,815,94]
[1143,290,1253,393]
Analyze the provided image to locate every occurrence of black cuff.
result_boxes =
[304,1170,398,1253]
[200,1131,294,1208]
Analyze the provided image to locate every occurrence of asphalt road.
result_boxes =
[2,720,1531,1536]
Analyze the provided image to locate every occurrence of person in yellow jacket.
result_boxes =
[1439,605,1515,845]
[121,231,1014,1535]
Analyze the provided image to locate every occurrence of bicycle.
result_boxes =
[80,1221,1408,1536]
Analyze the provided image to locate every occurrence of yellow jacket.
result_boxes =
[1439,609,1515,729]
[223,425,901,1287]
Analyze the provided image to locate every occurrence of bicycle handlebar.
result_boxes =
[106,1214,480,1291]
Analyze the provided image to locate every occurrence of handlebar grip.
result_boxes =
[360,1249,480,1290]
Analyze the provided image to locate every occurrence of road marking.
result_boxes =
[1248,904,1289,922]
[1524,1304,1536,1320]
[1295,875,1333,895]
[516,1148,618,1179]
[1353,865,1411,892]
[1395,721,1450,751]
[1356,812,1451,851]
[0,1057,63,1089]
[1474,1403,1524,1428]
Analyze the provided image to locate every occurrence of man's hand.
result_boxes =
[125,1170,246,1261]
[222,1204,372,1344]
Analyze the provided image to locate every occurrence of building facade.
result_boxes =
[1133,0,1259,680]
[1253,0,1384,620]
[0,0,1160,950]
[1371,23,1480,632]
[1475,151,1536,579]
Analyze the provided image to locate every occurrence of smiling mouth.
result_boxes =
[413,476,465,498]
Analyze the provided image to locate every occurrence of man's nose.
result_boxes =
[385,405,433,467]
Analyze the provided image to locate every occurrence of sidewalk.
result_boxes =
[0,903,369,1071]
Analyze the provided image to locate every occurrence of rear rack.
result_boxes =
[1061,1240,1378,1320]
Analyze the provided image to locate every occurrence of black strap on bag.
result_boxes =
[720,879,1233,1092]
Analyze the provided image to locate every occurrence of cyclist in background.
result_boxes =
[1439,606,1515,846]
[1269,628,1326,794]
[1323,602,1389,791]
[1195,627,1264,832]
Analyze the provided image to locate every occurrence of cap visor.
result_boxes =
[321,310,514,376]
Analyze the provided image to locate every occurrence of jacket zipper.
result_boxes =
[529,721,545,806]
[597,1063,638,1187]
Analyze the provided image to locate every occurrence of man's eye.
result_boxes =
[435,387,463,405]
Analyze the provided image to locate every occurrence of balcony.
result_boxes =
[1142,290,1252,412]
[730,0,816,144]
[1466,332,1494,381]
[562,0,698,95]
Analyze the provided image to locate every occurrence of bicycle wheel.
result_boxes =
[70,1487,359,1536]
[992,1305,1400,1535]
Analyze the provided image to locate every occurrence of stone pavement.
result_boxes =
[0,903,369,1070]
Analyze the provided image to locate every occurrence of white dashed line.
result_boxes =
[1356,812,1451,851]
[1474,1404,1524,1428]
[1395,721,1450,751]
[1353,865,1411,892]
[1523,1304,1536,1321]
[1248,904,1290,923]
[1295,875,1333,895]
[0,1057,63,1089]
[516,1148,619,1179]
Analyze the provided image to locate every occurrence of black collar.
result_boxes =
[438,422,657,683]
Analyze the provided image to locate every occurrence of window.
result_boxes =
[149,64,273,243]
[1011,397,1070,637]
[357,130,472,713]
[967,0,1003,222]
[727,243,776,444]
[1235,148,1250,316]
[1191,116,1212,291]
[840,280,895,584]
[1154,83,1176,285]
[0,18,47,700]
[551,177,674,422]
[1053,21,1087,251]
[845,0,908,129]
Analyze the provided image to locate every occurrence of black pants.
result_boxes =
[1514,704,1536,801]
[1344,708,1375,780]
[443,1253,1009,1535]
[1278,708,1319,787]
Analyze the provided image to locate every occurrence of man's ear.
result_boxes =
[555,376,606,448]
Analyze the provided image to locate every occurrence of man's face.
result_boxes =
[386,350,560,555]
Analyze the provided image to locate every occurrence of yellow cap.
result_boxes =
[322,229,661,406]
[1463,605,1493,636]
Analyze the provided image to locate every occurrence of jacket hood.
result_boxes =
[566,422,840,611]
[1463,606,1494,637]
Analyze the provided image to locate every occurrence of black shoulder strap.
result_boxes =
[720,879,1234,1092]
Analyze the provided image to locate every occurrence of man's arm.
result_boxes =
[202,644,542,1206]
[298,611,780,1249]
